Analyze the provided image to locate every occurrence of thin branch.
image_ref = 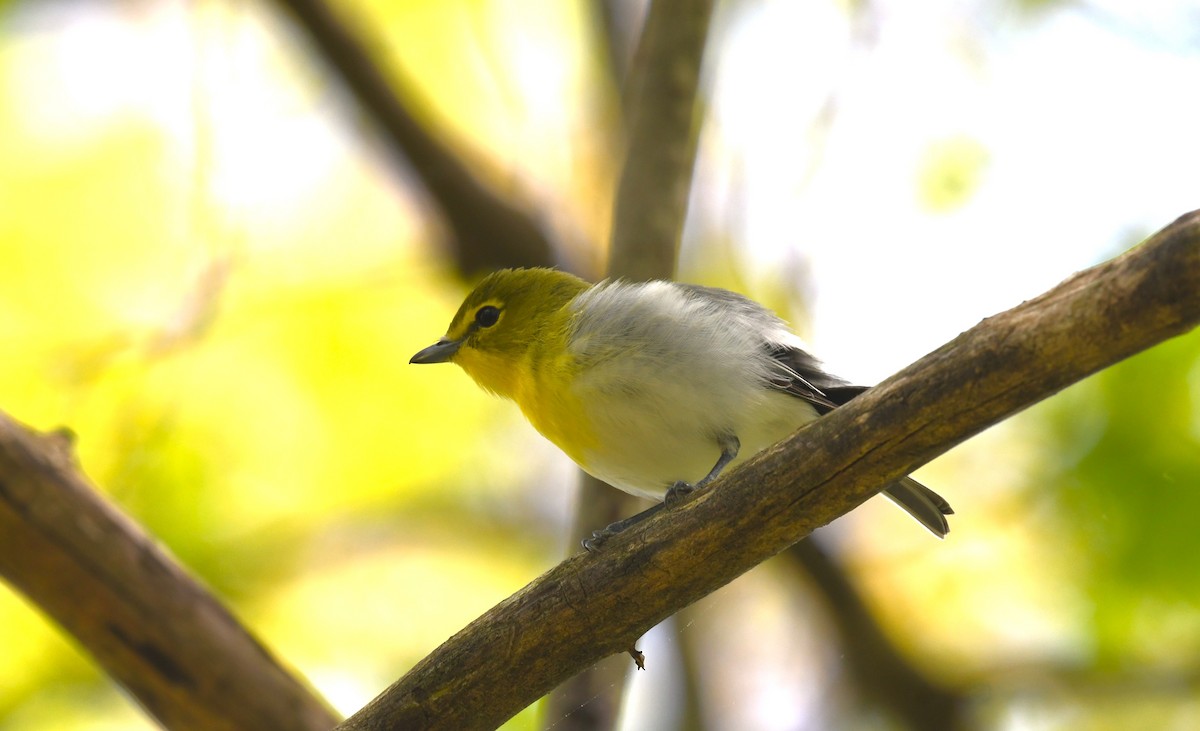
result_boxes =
[588,0,638,88]
[607,0,716,279]
[334,210,1200,731]
[550,1,716,726]
[273,0,557,274]
[0,423,340,731]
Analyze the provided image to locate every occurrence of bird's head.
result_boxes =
[410,268,589,398]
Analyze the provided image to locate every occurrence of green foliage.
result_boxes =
[1041,329,1200,665]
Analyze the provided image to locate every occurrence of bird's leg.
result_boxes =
[666,433,740,504]
[698,433,740,487]
[582,434,741,552]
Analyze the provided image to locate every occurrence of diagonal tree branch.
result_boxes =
[0,424,340,731]
[273,0,558,274]
[335,209,1200,731]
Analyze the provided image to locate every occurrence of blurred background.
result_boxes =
[1,0,1199,729]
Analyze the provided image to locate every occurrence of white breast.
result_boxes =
[567,281,820,500]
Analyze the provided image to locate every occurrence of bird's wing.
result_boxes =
[668,283,844,414]
[762,343,847,414]
[765,352,956,536]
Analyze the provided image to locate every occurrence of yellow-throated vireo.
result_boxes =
[411,268,952,549]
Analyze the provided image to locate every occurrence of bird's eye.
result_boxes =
[474,305,501,328]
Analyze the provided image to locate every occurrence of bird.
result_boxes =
[410,268,952,549]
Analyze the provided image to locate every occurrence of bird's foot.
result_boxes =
[582,526,617,552]
[580,481,696,552]
[664,480,696,507]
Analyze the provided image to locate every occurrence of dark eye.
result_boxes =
[475,305,501,328]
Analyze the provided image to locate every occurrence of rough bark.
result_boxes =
[0,424,340,731]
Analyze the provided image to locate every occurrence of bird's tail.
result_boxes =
[881,477,954,538]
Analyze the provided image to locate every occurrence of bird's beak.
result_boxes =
[410,337,462,364]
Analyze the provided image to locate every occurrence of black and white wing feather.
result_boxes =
[764,334,956,537]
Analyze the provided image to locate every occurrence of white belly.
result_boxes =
[563,277,828,500]
[577,386,820,500]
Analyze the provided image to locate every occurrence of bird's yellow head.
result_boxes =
[410,268,589,399]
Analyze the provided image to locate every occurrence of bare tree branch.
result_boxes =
[334,211,1200,730]
[0,423,340,731]
[273,0,558,274]
[550,1,716,726]
[588,0,639,88]
[608,0,715,280]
